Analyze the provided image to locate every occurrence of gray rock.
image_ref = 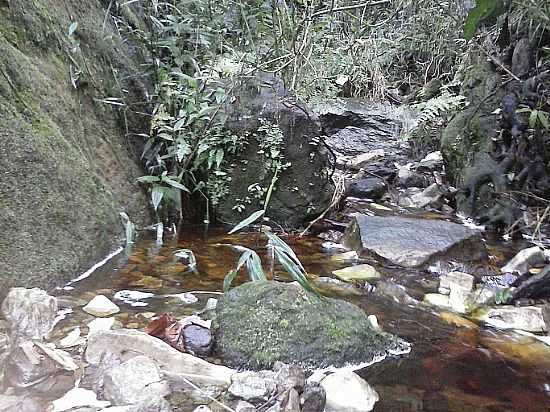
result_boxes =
[103,355,169,405]
[375,281,419,305]
[409,183,443,208]
[342,214,485,268]
[228,370,277,401]
[398,166,427,188]
[320,371,379,412]
[85,329,235,388]
[471,305,547,332]
[5,341,59,388]
[235,400,257,412]
[300,382,326,412]
[183,324,213,357]
[214,281,409,370]
[346,177,387,200]
[501,246,545,275]
[510,264,550,301]
[193,406,213,412]
[1,287,57,342]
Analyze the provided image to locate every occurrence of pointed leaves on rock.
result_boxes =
[223,269,238,293]
[229,210,265,234]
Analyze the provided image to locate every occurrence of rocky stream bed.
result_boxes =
[1,100,550,412]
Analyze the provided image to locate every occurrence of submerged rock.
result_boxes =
[332,264,381,282]
[1,287,57,341]
[214,281,409,370]
[342,214,485,268]
[320,371,379,412]
[471,306,547,332]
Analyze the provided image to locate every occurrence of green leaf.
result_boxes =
[138,175,161,184]
[529,110,539,129]
[538,111,549,130]
[151,185,164,211]
[229,210,265,234]
[464,0,502,41]
[223,269,238,293]
[273,247,321,298]
[162,177,190,193]
[215,149,224,168]
[263,230,305,272]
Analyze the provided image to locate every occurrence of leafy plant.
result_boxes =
[464,0,508,41]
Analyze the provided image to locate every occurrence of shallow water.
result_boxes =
[43,225,550,411]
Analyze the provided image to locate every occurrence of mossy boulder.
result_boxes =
[0,0,151,297]
[213,281,409,370]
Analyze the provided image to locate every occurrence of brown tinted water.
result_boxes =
[48,226,550,412]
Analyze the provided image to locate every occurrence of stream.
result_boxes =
[46,223,550,412]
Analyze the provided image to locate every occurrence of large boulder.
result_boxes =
[213,281,409,370]
[0,0,151,297]
[342,214,486,268]
[216,73,333,227]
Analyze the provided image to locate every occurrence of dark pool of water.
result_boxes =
[48,225,550,412]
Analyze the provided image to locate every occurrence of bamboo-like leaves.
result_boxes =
[223,246,266,293]
[228,210,265,234]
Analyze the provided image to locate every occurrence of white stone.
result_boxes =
[332,264,381,282]
[51,388,110,412]
[192,407,214,412]
[235,400,256,412]
[421,151,443,163]
[103,355,169,405]
[83,295,120,317]
[472,306,547,332]
[113,290,155,307]
[410,183,442,208]
[501,246,545,274]
[87,317,116,335]
[166,292,199,304]
[321,371,379,412]
[439,271,475,294]
[423,293,451,309]
[59,327,85,348]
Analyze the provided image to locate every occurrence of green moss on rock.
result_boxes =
[214,281,409,370]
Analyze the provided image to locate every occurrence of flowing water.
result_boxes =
[45,224,550,412]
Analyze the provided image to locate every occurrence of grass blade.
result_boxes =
[229,210,265,234]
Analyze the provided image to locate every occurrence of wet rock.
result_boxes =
[510,264,550,301]
[342,214,485,268]
[228,371,277,401]
[312,277,364,298]
[332,264,381,282]
[273,361,305,393]
[481,273,518,288]
[468,285,498,308]
[346,177,387,200]
[218,72,333,227]
[375,280,419,305]
[448,287,471,314]
[86,329,235,388]
[300,382,326,412]
[51,388,110,411]
[214,281,409,370]
[501,246,545,275]
[439,271,475,295]
[1,287,57,341]
[183,324,213,357]
[103,355,169,405]
[320,371,378,412]
[398,166,428,188]
[235,401,257,412]
[330,251,358,262]
[348,149,385,170]
[471,305,547,332]
[83,295,120,317]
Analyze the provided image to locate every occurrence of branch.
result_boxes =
[310,0,390,19]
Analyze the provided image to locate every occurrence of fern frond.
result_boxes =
[413,93,467,123]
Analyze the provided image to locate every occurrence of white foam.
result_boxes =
[65,247,123,286]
